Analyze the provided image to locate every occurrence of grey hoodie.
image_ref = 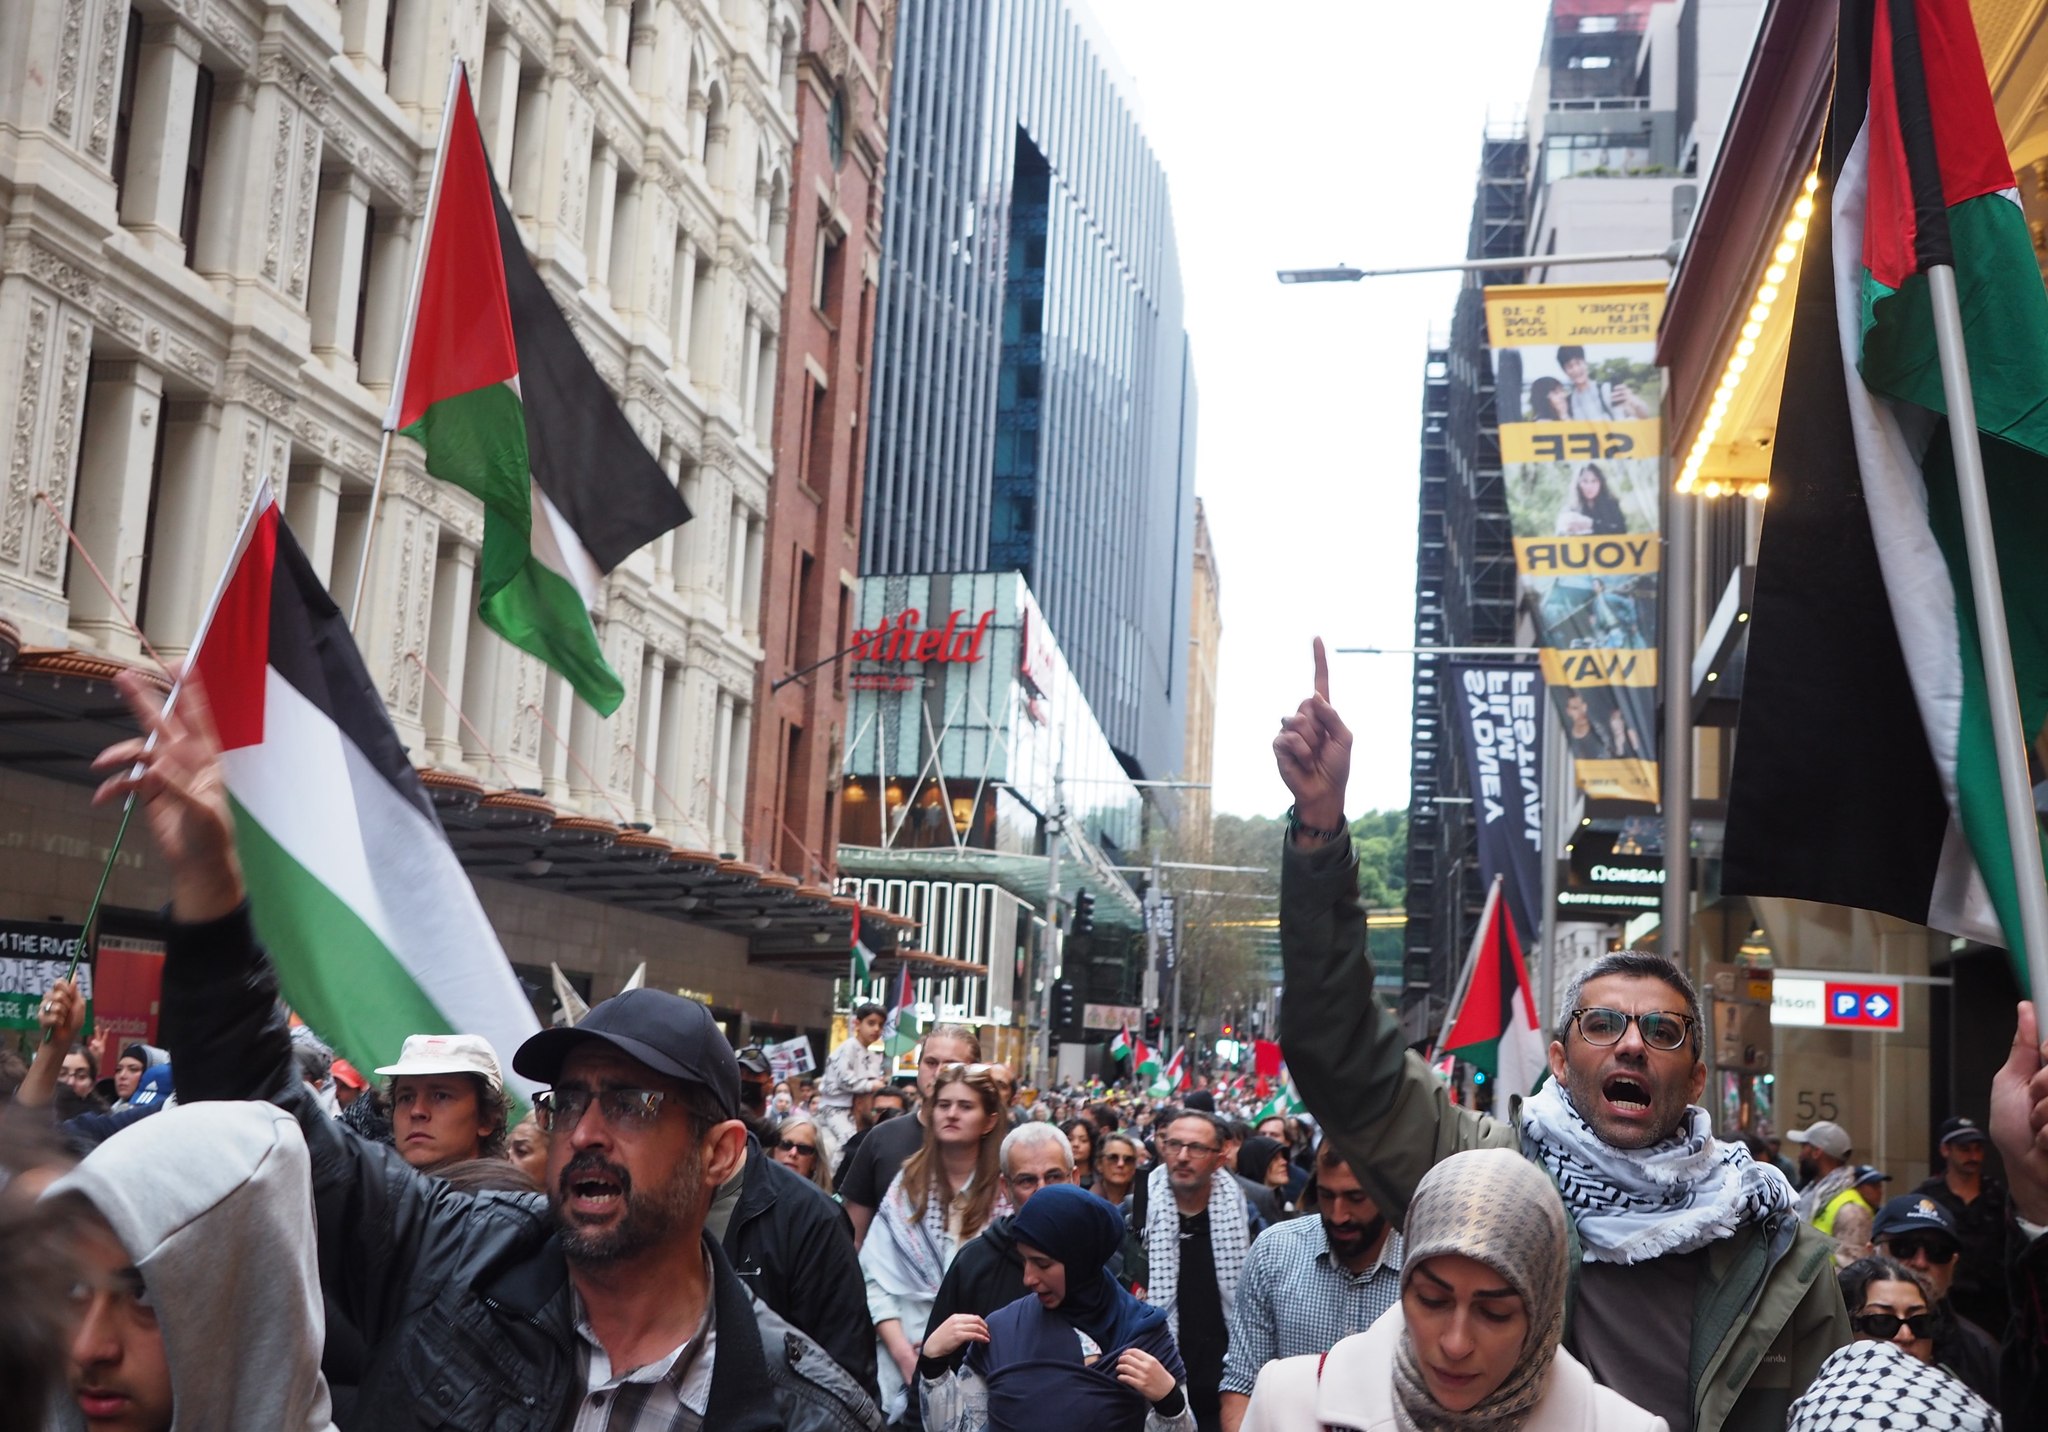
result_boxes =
[44,1101,337,1432]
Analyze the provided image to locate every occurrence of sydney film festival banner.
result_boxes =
[1484,280,1665,803]
[1448,663,1545,950]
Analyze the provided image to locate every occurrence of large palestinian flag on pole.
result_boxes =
[1439,878,1545,1096]
[193,483,542,1098]
[1723,0,2048,981]
[390,66,688,715]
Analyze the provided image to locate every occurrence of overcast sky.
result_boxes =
[1086,0,1554,818]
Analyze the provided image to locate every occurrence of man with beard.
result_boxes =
[1786,1119,1857,1224]
[92,666,877,1432]
[1272,640,1847,1432]
[1217,1140,1403,1432]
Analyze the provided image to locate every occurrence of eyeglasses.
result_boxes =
[1852,1311,1935,1339]
[533,1087,670,1132]
[1882,1236,1958,1264]
[1005,1170,1070,1193]
[1160,1137,1222,1158]
[1569,1007,1696,1052]
[776,1138,818,1157]
[1099,1152,1138,1165]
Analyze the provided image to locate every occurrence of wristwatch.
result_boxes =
[1286,804,1346,843]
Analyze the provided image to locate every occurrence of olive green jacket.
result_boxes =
[1279,834,1849,1432]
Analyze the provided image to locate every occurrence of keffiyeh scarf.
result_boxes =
[1140,1163,1249,1339]
[1786,1339,2000,1432]
[872,1169,1010,1301]
[1517,1079,1795,1264]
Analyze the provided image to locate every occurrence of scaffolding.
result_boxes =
[1401,129,1530,1040]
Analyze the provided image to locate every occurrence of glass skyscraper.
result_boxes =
[862,0,1197,783]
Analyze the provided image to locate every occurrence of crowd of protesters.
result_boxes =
[4,659,2048,1429]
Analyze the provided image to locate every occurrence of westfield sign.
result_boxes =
[853,607,997,665]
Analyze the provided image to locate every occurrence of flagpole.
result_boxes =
[1926,263,2048,1001]
[1434,874,1502,1057]
[348,57,466,634]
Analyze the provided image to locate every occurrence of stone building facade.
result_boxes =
[744,0,890,886]
[0,0,886,1032]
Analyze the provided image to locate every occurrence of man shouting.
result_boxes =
[1271,640,1846,1432]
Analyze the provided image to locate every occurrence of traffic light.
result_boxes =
[1052,979,1083,1040]
[1070,890,1095,937]
[1144,1012,1162,1043]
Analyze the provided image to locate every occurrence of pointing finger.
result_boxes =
[1313,637,1330,704]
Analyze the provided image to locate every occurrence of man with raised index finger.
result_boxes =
[1271,638,1847,1432]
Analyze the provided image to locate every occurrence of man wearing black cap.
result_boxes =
[93,671,879,1432]
[1915,1116,2008,1335]
[1871,1193,2000,1403]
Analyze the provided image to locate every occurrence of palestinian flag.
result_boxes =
[1439,877,1545,1096]
[192,483,542,1101]
[1133,1038,1161,1080]
[849,905,874,985]
[1723,0,2048,981]
[391,68,687,715]
[882,963,922,1058]
[1108,1023,1133,1062]
[1151,1046,1191,1098]
[1252,1077,1305,1125]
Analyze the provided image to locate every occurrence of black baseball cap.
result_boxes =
[1871,1193,1961,1245]
[734,1044,773,1078]
[1938,1116,1988,1147]
[513,989,740,1120]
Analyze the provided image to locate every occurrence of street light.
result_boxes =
[1277,245,1679,285]
[1276,266,1365,285]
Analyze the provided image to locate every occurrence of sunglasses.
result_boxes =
[1853,1311,1936,1339]
[1882,1236,1958,1264]
[776,1138,818,1157]
[1098,1152,1138,1165]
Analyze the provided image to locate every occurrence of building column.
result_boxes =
[741,514,764,639]
[672,239,699,378]
[340,0,392,75]
[479,28,523,189]
[308,170,372,372]
[357,209,414,391]
[283,462,344,588]
[424,541,477,766]
[119,22,204,256]
[67,362,164,656]
[725,500,747,626]
[712,690,735,852]
[740,311,761,434]
[635,647,664,820]
[542,670,577,803]
[587,146,620,298]
[754,331,778,441]
[569,672,604,805]
[656,661,686,837]
[727,699,753,853]
[510,68,553,222]
[609,172,641,317]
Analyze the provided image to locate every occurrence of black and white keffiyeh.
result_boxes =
[1517,1079,1796,1264]
[1786,1339,1999,1431]
[1141,1163,1249,1338]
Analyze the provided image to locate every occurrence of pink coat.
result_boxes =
[1242,1306,1667,1432]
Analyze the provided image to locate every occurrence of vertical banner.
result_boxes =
[1448,664,1546,950]
[1484,281,1665,803]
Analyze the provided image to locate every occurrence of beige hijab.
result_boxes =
[1392,1148,1570,1432]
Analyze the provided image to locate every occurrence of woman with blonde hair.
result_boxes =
[1244,1148,1664,1432]
[770,1111,834,1193]
[862,1062,1012,1419]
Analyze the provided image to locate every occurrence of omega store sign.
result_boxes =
[1557,852,1672,919]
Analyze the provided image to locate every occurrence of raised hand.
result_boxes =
[1992,1000,2048,1223]
[90,667,244,922]
[1273,637,1352,839]
[38,977,85,1049]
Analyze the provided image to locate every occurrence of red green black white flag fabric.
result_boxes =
[1723,0,2048,984]
[1109,1023,1132,1061]
[849,904,874,984]
[192,482,542,1099]
[883,962,922,1057]
[1133,1037,1160,1079]
[1439,877,1545,1096]
[390,67,688,715]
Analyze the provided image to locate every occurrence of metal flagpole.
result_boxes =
[1926,264,2048,1001]
[349,57,466,633]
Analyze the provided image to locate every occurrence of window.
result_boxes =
[111,12,143,204]
[813,226,841,313]
[803,376,831,493]
[827,88,846,170]
[180,66,215,260]
[352,204,377,360]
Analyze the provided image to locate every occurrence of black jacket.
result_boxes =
[162,905,875,1432]
[726,1135,880,1399]
[917,1214,1029,1377]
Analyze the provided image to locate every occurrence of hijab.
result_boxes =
[1237,1135,1287,1188]
[972,1184,1184,1432]
[1392,1149,1570,1432]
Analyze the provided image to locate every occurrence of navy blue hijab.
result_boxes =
[968,1184,1185,1431]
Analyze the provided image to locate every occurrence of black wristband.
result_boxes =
[1286,804,1346,842]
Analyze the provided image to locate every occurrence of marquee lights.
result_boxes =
[1677,169,1820,502]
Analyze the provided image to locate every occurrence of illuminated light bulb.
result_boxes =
[1758,285,1780,304]
[1705,481,1724,497]
[1766,264,1788,284]
[1741,321,1763,340]
[1714,382,1736,404]
[1804,171,1820,194]
[1736,338,1757,357]
[1794,197,1814,220]
[1783,220,1808,243]
[1750,303,1772,323]
[1775,243,1797,264]
[1728,355,1750,374]
[1753,484,1770,501]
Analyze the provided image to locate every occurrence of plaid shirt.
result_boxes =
[1219,1217,1405,1396]
[570,1283,716,1432]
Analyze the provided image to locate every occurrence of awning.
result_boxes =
[0,638,915,976]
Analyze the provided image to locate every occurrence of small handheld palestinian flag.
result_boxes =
[1438,875,1545,1097]
[388,63,688,715]
[849,905,874,985]
[1108,1023,1133,1062]
[1133,1037,1161,1080]
[882,962,923,1058]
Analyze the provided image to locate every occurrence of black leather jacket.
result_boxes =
[161,905,876,1432]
